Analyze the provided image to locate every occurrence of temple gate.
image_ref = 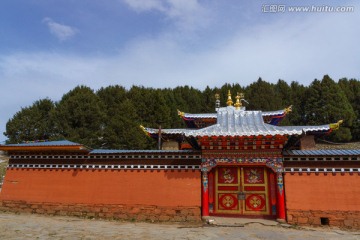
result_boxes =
[201,153,285,221]
[142,90,339,222]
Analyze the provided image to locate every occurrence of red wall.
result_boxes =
[284,173,360,211]
[0,169,201,207]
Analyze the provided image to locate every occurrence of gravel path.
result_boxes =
[0,212,359,240]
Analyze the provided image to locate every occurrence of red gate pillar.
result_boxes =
[276,172,286,222]
[202,172,209,217]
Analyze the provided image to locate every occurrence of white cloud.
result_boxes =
[123,0,210,31]
[122,0,165,12]
[43,17,78,41]
[1,10,359,90]
[1,10,359,92]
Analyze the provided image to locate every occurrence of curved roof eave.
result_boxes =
[181,110,288,119]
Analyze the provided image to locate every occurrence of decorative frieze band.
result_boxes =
[284,156,359,161]
[284,167,360,173]
[10,154,201,160]
[7,164,201,170]
[201,157,283,173]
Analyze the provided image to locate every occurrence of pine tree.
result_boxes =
[338,78,360,140]
[52,86,106,148]
[97,85,153,149]
[4,98,55,143]
[245,78,282,111]
[288,81,307,126]
[304,75,356,141]
[202,86,217,112]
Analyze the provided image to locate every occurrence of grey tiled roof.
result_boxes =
[283,149,360,156]
[143,128,187,135]
[279,124,331,133]
[184,107,303,137]
[144,106,331,137]
[3,140,82,147]
[183,113,217,118]
[262,110,286,116]
[182,109,285,119]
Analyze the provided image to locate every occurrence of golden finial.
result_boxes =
[177,109,185,118]
[226,90,233,106]
[329,120,344,130]
[234,92,241,109]
[284,105,293,114]
[139,125,150,136]
[215,93,220,109]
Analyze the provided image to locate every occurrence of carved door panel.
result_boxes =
[215,166,270,215]
[215,167,240,213]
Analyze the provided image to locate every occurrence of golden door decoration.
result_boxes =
[215,166,270,215]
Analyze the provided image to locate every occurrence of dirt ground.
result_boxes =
[0,212,359,240]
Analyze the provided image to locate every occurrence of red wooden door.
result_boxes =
[215,166,270,216]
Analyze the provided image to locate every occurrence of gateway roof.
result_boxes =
[144,106,336,138]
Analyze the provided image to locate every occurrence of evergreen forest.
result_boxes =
[4,75,360,149]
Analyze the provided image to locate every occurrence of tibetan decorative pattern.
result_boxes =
[244,168,264,184]
[202,172,208,192]
[218,167,238,184]
[245,194,266,211]
[218,194,238,210]
[201,157,283,174]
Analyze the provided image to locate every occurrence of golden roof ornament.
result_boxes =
[330,120,344,130]
[177,109,185,118]
[226,90,233,106]
[284,105,293,114]
[215,93,220,110]
[234,93,241,110]
[139,125,149,136]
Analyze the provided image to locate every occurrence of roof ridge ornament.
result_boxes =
[284,105,293,114]
[234,93,241,110]
[139,125,150,136]
[215,93,220,110]
[177,109,185,118]
[329,120,344,130]
[226,90,233,106]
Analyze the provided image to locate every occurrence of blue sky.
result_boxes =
[0,0,359,142]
